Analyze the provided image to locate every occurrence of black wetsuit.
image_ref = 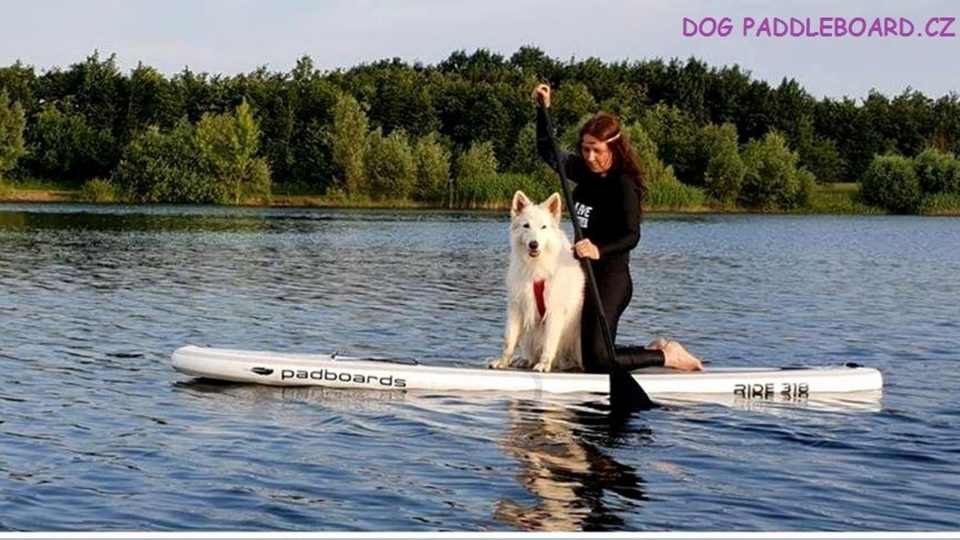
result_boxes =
[536,107,665,373]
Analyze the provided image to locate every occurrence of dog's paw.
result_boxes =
[487,356,513,370]
[532,361,553,372]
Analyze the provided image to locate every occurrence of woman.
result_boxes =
[532,83,702,373]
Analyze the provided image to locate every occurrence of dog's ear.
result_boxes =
[544,192,562,221]
[511,190,531,218]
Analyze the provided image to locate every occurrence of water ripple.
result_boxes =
[0,207,958,531]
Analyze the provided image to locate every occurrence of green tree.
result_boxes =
[559,113,592,150]
[121,63,179,145]
[24,102,113,180]
[35,51,123,178]
[551,82,597,133]
[439,49,512,84]
[704,64,751,126]
[69,52,123,133]
[368,62,438,137]
[170,68,220,122]
[930,95,960,155]
[6,48,960,206]
[435,79,510,157]
[227,65,298,195]
[283,63,339,191]
[365,128,416,199]
[456,140,497,180]
[504,122,537,175]
[622,121,678,187]
[771,78,815,154]
[598,82,648,123]
[740,131,811,209]
[453,140,498,207]
[0,90,26,178]
[330,93,370,195]
[861,154,921,213]
[413,132,451,202]
[288,119,333,191]
[639,104,699,184]
[819,95,887,182]
[622,122,705,207]
[0,61,38,117]
[195,99,271,204]
[888,89,934,157]
[803,137,845,183]
[913,148,959,194]
[676,58,709,124]
[117,122,216,203]
[509,46,562,81]
[698,123,744,203]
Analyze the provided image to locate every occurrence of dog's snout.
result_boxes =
[528,240,539,250]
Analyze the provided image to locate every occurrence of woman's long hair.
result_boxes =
[579,113,647,201]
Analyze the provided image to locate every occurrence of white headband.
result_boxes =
[604,132,621,143]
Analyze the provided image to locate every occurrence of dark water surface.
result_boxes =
[0,204,957,531]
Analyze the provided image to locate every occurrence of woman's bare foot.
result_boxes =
[661,341,704,371]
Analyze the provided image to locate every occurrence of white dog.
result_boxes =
[489,191,585,372]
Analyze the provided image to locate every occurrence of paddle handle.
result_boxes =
[536,102,614,361]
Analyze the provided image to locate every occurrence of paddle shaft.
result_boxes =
[536,100,655,412]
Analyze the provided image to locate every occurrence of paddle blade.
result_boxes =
[609,365,658,413]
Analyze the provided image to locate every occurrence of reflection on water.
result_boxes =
[495,400,647,531]
[175,378,410,414]
[656,391,884,414]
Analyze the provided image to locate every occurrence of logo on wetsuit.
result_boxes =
[574,202,592,228]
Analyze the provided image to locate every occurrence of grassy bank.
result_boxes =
[0,182,77,202]
[2,179,960,215]
[920,193,960,216]
[801,183,885,215]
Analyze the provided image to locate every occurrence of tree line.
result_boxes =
[1,48,959,212]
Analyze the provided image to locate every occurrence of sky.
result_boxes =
[1,0,958,100]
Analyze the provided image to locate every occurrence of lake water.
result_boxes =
[0,204,958,532]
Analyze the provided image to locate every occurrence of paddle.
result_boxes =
[536,98,657,414]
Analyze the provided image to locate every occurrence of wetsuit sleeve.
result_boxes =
[536,106,579,182]
[598,178,642,258]
[615,345,666,369]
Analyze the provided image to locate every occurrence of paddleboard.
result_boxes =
[172,345,883,398]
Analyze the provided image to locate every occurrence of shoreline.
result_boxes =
[2,187,959,216]
[0,189,749,213]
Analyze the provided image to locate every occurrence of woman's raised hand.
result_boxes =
[531,83,551,108]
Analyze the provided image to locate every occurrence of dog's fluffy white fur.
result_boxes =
[489,191,585,372]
